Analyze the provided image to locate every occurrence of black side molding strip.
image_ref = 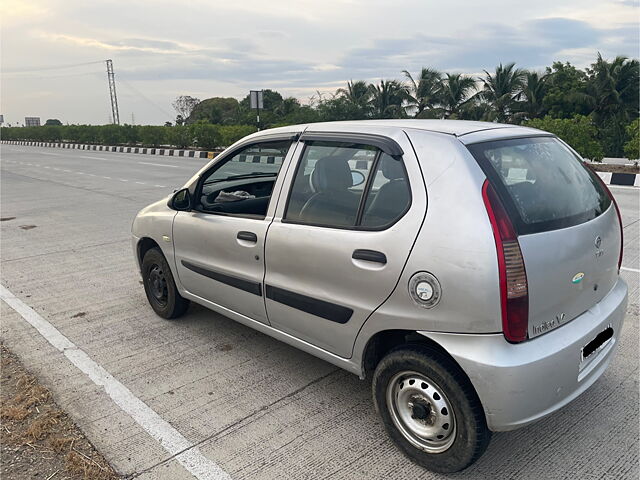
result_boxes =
[300,132,404,158]
[265,285,353,324]
[181,260,262,296]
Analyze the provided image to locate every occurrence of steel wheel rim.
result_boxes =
[386,370,456,453]
[147,264,168,307]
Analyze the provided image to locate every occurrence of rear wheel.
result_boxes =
[141,247,189,319]
[372,345,491,473]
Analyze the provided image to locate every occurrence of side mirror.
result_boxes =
[351,170,366,187]
[170,188,191,211]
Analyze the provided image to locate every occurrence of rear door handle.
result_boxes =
[237,231,258,243]
[352,249,387,264]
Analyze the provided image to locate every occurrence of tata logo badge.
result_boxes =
[572,272,585,284]
[594,236,602,249]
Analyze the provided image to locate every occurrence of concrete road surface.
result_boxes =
[1,144,638,480]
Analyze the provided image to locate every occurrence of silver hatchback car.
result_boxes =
[132,120,627,472]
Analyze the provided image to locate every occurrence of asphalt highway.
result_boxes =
[1,144,638,480]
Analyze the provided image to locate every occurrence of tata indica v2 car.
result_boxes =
[132,120,627,472]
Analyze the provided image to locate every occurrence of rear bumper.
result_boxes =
[419,277,628,431]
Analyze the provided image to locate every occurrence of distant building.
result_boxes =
[25,117,41,127]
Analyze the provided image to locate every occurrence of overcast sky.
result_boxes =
[1,0,638,125]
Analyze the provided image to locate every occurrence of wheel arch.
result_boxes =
[360,329,470,386]
[137,237,161,268]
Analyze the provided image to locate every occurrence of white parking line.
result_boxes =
[138,161,180,168]
[0,284,230,480]
[621,267,640,273]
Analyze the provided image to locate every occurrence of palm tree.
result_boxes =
[588,53,639,123]
[338,80,371,109]
[479,62,526,123]
[512,71,549,122]
[369,80,408,119]
[460,97,494,121]
[587,53,640,156]
[440,73,476,118]
[402,68,443,117]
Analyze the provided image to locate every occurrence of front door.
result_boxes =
[173,138,297,324]
[264,129,426,357]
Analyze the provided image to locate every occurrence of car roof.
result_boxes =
[257,119,541,138]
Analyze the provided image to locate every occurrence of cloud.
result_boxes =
[2,0,637,124]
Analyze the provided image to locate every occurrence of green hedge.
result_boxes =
[525,115,604,162]
[0,123,258,150]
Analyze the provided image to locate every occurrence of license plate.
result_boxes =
[581,326,614,362]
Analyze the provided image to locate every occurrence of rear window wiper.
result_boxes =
[204,172,277,184]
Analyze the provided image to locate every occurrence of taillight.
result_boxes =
[482,180,529,343]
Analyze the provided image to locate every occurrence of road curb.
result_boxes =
[2,140,218,160]
[596,171,640,187]
[3,140,639,186]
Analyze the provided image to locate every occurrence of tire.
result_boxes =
[141,247,189,319]
[372,344,491,473]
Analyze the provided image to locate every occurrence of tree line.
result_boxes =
[2,54,638,159]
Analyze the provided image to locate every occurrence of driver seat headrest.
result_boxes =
[310,156,352,192]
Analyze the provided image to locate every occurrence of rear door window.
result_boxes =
[467,136,611,234]
[284,141,411,229]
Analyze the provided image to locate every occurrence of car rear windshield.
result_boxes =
[467,136,611,235]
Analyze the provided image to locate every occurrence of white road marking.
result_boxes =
[63,170,72,173]
[37,152,63,157]
[138,161,180,168]
[86,173,96,177]
[76,172,85,175]
[154,185,167,188]
[79,155,110,161]
[621,267,640,273]
[102,176,112,179]
[135,181,146,185]
[119,179,129,182]
[0,284,230,480]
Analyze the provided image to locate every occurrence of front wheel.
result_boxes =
[372,345,491,473]
[141,247,189,319]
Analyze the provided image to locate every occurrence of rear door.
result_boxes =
[467,136,621,338]
[264,130,426,358]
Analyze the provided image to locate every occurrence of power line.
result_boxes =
[3,60,105,74]
[118,78,173,119]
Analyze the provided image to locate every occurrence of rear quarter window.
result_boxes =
[467,136,611,234]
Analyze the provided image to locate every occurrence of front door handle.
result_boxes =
[237,231,258,243]
[352,249,387,264]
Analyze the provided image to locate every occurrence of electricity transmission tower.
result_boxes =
[105,59,120,125]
